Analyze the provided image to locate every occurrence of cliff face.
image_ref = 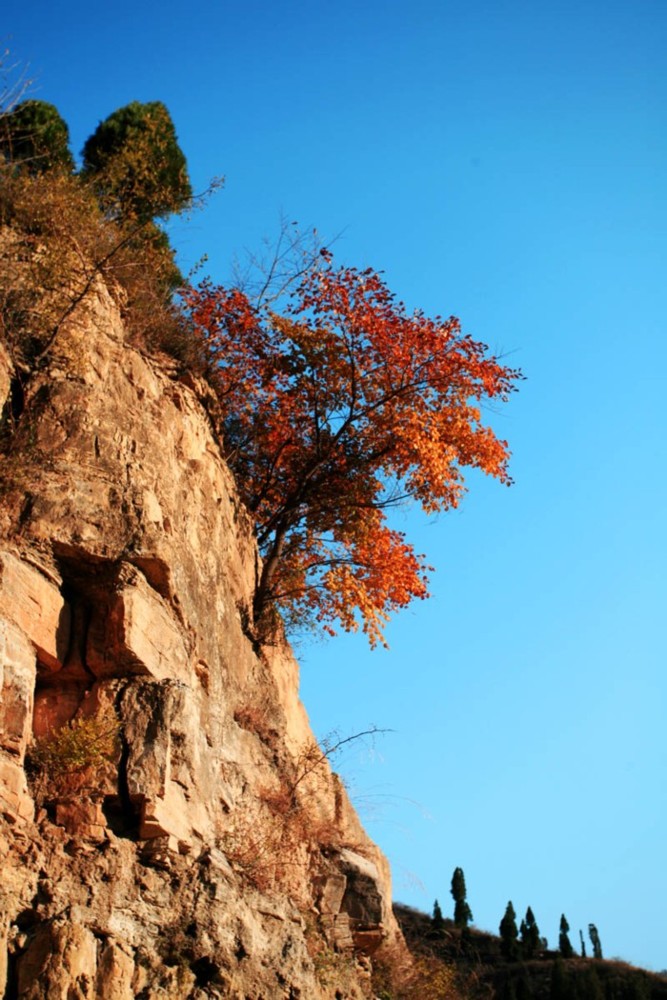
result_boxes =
[0,275,405,998]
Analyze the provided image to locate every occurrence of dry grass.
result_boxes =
[0,165,202,372]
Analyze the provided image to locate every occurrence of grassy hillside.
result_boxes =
[390,904,667,1000]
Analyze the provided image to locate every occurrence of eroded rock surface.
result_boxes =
[0,276,406,997]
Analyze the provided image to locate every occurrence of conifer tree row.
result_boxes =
[1,98,192,224]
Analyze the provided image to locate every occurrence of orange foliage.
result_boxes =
[184,256,521,647]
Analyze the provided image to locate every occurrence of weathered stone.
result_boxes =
[0,340,10,412]
[54,800,106,833]
[0,622,35,821]
[32,683,87,739]
[332,912,355,952]
[0,618,35,755]
[338,848,384,926]
[317,872,348,915]
[17,920,98,999]
[0,552,69,672]
[87,564,190,681]
[0,270,407,998]
[121,680,214,846]
[0,916,8,999]
[352,927,385,956]
[96,941,135,1000]
[0,753,34,823]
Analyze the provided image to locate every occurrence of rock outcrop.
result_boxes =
[0,274,406,998]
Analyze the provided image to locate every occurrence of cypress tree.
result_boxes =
[81,101,191,222]
[0,100,74,173]
[559,914,574,958]
[579,929,587,958]
[432,898,444,931]
[450,866,473,928]
[500,901,520,961]
[588,923,603,960]
[520,906,541,958]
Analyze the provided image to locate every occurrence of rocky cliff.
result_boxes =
[0,272,406,998]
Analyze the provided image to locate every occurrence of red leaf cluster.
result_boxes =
[184,257,520,647]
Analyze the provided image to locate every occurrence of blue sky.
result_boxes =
[6,0,666,972]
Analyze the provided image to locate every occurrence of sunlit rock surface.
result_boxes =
[0,275,406,998]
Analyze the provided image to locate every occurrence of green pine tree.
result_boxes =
[500,901,520,961]
[559,914,574,958]
[520,906,541,959]
[432,898,444,931]
[81,101,192,222]
[0,99,74,173]
[450,866,473,928]
[588,923,603,960]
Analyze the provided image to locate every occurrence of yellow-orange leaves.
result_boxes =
[184,257,521,647]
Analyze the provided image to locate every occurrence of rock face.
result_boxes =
[0,277,406,998]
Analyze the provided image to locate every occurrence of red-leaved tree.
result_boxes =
[184,254,521,647]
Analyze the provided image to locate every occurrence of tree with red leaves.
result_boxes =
[185,254,521,647]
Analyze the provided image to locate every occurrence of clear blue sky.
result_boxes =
[6,0,666,972]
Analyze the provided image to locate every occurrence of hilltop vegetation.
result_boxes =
[1,93,520,650]
[389,904,667,1000]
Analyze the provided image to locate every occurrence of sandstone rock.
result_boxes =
[0,340,10,412]
[352,928,385,957]
[120,679,215,846]
[317,872,348,916]
[32,683,88,739]
[0,619,36,822]
[0,618,35,756]
[54,800,107,839]
[17,919,98,999]
[0,552,69,672]
[0,753,34,822]
[338,849,384,927]
[0,271,406,997]
[96,941,135,1000]
[87,564,190,681]
[0,917,8,999]
[333,912,355,952]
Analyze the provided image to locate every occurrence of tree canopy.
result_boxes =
[520,906,541,959]
[185,254,521,646]
[588,923,603,960]
[500,901,519,961]
[450,867,473,928]
[558,914,574,958]
[81,100,192,221]
[0,99,74,173]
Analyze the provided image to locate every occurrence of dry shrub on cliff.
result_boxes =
[0,165,198,370]
[233,703,280,748]
[221,789,306,895]
[26,713,120,802]
[222,730,381,895]
[372,952,466,1000]
[221,768,320,896]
